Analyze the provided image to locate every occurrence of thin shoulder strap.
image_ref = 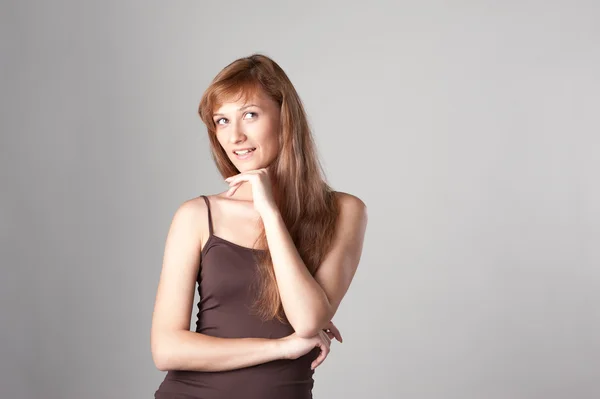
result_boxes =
[201,195,214,236]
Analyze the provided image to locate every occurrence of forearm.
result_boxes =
[262,210,332,336]
[153,330,283,372]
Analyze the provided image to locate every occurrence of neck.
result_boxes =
[230,181,254,201]
[229,168,278,203]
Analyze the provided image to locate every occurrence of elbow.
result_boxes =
[293,316,331,338]
[154,346,181,371]
[291,303,334,338]
[288,302,334,338]
[152,346,170,371]
[294,326,322,339]
[151,334,176,371]
[154,355,170,372]
[154,360,168,372]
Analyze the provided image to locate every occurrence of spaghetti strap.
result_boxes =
[201,195,214,236]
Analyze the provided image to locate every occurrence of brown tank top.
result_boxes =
[154,195,320,399]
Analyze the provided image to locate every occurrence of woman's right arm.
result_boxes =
[150,198,285,372]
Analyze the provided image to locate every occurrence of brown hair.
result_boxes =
[198,53,339,323]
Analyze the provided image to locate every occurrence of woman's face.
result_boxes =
[212,90,281,173]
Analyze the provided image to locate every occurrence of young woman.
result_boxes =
[151,53,368,398]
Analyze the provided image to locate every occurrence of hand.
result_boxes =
[278,320,343,370]
[224,168,276,217]
[278,330,331,370]
[323,320,343,343]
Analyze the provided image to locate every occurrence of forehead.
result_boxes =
[213,89,272,114]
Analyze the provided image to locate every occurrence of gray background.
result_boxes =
[2,1,599,398]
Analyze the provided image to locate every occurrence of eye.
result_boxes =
[214,112,256,126]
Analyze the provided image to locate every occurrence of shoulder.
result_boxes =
[167,195,213,242]
[334,191,368,220]
[171,195,210,221]
[331,191,368,240]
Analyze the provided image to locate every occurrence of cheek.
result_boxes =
[264,120,280,141]
[260,133,279,155]
[253,123,278,147]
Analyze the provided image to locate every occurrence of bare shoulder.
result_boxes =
[334,191,368,219]
[167,195,213,249]
[171,195,207,228]
[330,191,368,246]
[174,195,207,216]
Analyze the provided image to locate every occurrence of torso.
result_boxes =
[154,193,320,399]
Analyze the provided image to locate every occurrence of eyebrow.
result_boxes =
[213,104,260,117]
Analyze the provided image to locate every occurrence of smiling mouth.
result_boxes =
[233,148,256,155]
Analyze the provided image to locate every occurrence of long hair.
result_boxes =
[198,53,339,323]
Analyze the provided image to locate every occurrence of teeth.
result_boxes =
[235,148,254,155]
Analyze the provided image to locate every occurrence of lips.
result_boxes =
[232,147,256,161]
[233,147,256,154]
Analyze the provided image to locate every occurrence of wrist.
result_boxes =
[261,207,282,224]
[272,337,289,360]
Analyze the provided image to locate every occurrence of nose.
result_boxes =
[228,121,246,144]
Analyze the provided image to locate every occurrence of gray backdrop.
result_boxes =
[2,1,599,398]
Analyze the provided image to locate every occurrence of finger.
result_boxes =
[323,327,339,342]
[328,324,343,343]
[318,330,328,341]
[320,331,331,347]
[226,178,246,188]
[225,175,246,186]
[224,174,241,183]
[312,334,332,370]
[227,180,243,188]
[228,169,260,181]
[226,184,239,197]
[310,343,330,370]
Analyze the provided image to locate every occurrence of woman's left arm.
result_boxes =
[262,193,368,338]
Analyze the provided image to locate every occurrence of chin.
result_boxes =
[235,163,256,172]
[238,160,266,171]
